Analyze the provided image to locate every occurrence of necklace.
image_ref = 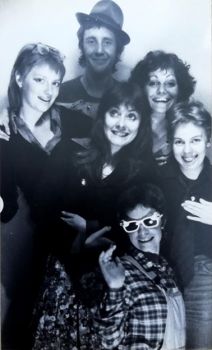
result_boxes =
[102,163,114,179]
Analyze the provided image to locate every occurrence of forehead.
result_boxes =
[83,26,116,40]
[109,103,138,111]
[149,68,176,80]
[25,63,61,79]
[174,122,207,139]
[125,204,155,220]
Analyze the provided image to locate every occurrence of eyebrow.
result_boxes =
[149,74,176,79]
[174,134,203,139]
[33,74,60,81]
[126,106,139,112]
[85,36,96,40]
[85,36,113,40]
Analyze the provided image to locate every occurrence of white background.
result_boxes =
[0,0,211,112]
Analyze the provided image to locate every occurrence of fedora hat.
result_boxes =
[76,0,130,45]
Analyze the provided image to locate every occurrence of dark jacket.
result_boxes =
[159,157,212,288]
[0,106,92,222]
[35,144,157,278]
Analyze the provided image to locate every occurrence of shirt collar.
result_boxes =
[10,107,61,154]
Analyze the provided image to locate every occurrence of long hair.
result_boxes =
[130,50,196,102]
[77,82,154,180]
[8,43,65,115]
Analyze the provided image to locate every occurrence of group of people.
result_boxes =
[1,1,212,349]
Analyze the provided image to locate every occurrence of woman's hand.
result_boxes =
[99,245,125,289]
[0,109,10,141]
[181,198,212,225]
[61,211,86,233]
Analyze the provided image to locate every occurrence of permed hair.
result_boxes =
[130,50,196,102]
[117,183,167,228]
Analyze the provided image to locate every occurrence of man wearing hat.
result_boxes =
[57,0,130,119]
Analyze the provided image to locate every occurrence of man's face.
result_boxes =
[82,26,117,75]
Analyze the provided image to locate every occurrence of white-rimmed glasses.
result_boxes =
[120,212,162,233]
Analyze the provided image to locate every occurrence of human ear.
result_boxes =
[15,72,23,88]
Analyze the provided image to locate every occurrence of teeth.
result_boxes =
[112,131,128,137]
[154,99,169,102]
[182,156,196,162]
[139,237,153,243]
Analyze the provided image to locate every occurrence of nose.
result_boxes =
[138,225,149,238]
[116,115,126,128]
[183,142,192,154]
[157,83,166,94]
[96,41,104,54]
[44,82,52,97]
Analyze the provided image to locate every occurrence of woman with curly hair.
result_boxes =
[130,50,196,165]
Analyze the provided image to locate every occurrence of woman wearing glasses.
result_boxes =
[0,43,92,350]
[95,184,185,350]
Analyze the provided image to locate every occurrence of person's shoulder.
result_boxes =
[58,105,93,137]
[58,76,83,102]
[61,76,82,90]
[203,156,212,173]
[158,158,179,179]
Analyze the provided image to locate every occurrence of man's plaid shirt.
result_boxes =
[94,248,178,349]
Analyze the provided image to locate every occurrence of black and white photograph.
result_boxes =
[0,0,212,349]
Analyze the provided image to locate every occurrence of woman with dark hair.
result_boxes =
[160,100,212,349]
[32,81,156,349]
[94,183,185,349]
[0,42,92,350]
[130,50,196,165]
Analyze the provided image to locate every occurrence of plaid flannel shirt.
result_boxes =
[94,248,177,350]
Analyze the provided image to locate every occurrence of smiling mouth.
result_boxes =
[112,130,129,137]
[153,98,171,103]
[182,155,198,163]
[38,97,51,103]
[139,237,154,243]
